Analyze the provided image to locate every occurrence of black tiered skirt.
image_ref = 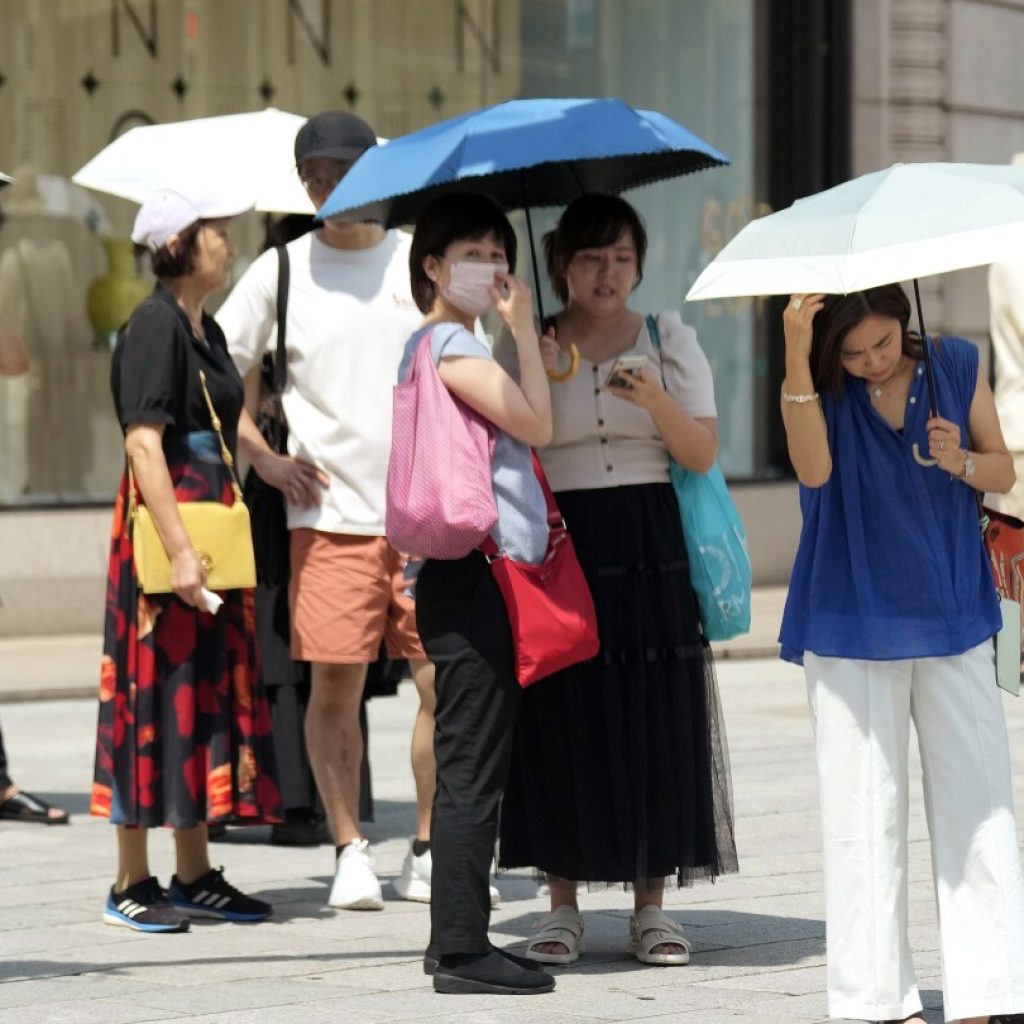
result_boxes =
[498,482,737,889]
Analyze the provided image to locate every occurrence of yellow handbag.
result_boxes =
[129,370,257,594]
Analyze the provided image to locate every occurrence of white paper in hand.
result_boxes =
[199,588,224,615]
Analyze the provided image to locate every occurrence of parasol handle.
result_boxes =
[520,170,546,325]
[911,279,939,466]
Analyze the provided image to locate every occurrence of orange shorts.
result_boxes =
[289,530,425,664]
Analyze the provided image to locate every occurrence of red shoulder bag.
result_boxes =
[481,454,600,687]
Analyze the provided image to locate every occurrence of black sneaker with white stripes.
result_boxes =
[167,867,272,922]
[103,877,190,933]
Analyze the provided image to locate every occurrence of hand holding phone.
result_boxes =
[604,355,648,390]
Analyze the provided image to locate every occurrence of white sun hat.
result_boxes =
[131,185,254,251]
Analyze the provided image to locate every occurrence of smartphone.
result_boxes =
[604,355,648,389]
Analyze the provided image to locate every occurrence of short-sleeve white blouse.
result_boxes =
[538,310,717,492]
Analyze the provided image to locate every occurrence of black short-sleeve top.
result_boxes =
[111,284,244,455]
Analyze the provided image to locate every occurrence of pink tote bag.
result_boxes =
[386,330,498,559]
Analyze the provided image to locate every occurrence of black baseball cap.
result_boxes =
[294,111,377,166]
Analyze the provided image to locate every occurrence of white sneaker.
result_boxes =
[393,842,501,907]
[328,838,384,910]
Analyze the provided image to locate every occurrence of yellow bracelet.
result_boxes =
[546,342,580,382]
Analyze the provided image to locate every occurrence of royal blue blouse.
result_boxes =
[780,335,1001,664]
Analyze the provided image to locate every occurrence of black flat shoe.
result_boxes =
[433,951,554,995]
[270,814,330,847]
[423,943,545,976]
[0,790,69,824]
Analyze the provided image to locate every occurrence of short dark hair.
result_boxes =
[139,220,203,280]
[810,284,923,398]
[543,194,647,305]
[409,193,518,314]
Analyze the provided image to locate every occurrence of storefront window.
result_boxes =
[520,0,760,477]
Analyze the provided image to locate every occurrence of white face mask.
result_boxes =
[442,260,508,317]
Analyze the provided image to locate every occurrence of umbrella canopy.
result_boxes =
[686,162,1024,301]
[318,97,728,225]
[73,108,317,214]
[0,171,11,187]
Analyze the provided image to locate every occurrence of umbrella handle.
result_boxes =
[912,443,938,467]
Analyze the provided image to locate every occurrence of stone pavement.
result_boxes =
[2,616,1023,1022]
[0,588,788,704]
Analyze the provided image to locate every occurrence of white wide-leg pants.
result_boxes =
[805,642,1024,1022]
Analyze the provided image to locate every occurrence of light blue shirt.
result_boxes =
[399,323,549,565]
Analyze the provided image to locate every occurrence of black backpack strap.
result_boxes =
[272,244,290,395]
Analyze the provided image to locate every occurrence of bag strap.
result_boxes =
[271,244,289,395]
[199,369,245,502]
[127,370,244,521]
[646,313,669,391]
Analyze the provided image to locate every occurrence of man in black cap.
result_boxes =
[219,111,438,911]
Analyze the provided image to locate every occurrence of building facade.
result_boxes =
[1,0,1022,634]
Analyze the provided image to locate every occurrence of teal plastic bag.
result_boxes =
[647,315,752,640]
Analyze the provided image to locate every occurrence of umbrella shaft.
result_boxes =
[913,278,939,418]
[520,171,546,325]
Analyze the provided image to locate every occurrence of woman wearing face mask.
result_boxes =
[398,192,555,996]
[497,193,737,968]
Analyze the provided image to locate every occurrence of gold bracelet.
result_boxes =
[782,391,819,403]
[546,342,580,383]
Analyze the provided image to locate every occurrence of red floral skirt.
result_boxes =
[91,434,281,829]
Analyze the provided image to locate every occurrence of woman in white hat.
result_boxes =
[91,186,282,933]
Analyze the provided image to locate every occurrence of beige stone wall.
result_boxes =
[851,0,1024,348]
[0,0,523,508]
[1,0,521,236]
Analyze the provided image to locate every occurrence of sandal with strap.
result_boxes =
[627,905,692,966]
[526,905,584,965]
[0,789,69,825]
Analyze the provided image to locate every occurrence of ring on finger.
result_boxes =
[937,440,946,451]
[792,298,803,311]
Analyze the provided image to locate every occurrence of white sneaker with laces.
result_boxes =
[328,838,384,910]
[393,842,500,906]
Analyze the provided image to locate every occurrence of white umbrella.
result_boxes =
[72,108,316,214]
[686,162,1024,301]
[0,171,11,186]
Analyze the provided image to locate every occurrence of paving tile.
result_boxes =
[1,660,1021,1023]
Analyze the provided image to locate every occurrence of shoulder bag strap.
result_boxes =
[272,244,290,395]
[199,369,245,502]
[646,313,668,390]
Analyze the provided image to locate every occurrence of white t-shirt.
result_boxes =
[218,229,422,534]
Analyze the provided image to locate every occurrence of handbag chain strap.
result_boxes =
[127,369,243,522]
[198,369,245,502]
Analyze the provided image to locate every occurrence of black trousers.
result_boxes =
[0,721,11,791]
[266,677,374,823]
[415,553,521,956]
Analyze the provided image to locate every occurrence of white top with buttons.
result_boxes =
[503,310,717,492]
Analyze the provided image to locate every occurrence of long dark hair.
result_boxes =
[810,284,924,398]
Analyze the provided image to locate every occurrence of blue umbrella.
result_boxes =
[319,97,728,225]
[318,97,728,317]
